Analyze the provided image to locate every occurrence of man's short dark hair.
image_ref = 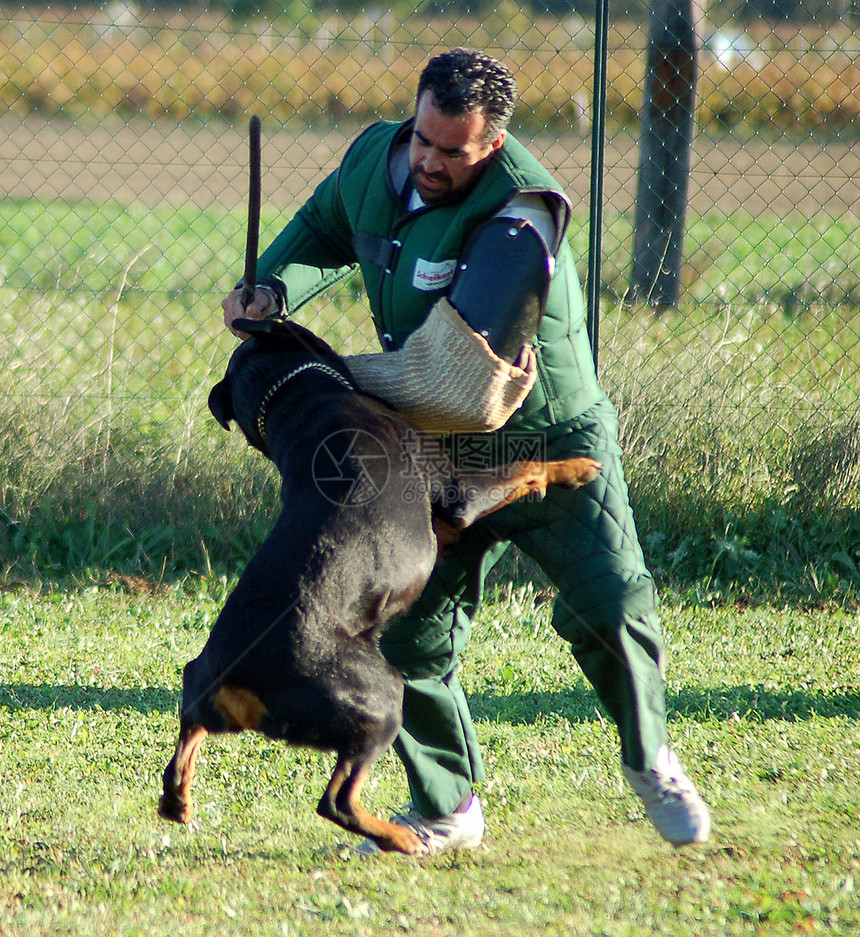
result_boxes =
[417,49,518,143]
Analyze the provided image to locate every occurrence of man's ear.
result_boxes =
[208,378,234,430]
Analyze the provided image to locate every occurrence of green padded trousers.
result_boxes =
[379,397,669,818]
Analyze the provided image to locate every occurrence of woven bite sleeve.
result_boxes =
[343,297,536,433]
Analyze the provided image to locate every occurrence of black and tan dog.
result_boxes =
[158,317,599,853]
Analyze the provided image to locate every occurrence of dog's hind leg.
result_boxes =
[318,755,424,854]
[158,719,208,824]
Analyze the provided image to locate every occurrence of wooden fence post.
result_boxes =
[629,0,701,307]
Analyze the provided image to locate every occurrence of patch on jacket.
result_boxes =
[412,258,457,291]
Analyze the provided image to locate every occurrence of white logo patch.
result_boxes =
[412,258,457,291]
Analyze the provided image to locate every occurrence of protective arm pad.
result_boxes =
[344,298,536,433]
[448,216,552,362]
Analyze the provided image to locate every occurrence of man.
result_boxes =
[222,49,711,852]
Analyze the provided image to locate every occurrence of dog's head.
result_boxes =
[208,317,348,452]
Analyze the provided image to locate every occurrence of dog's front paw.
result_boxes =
[548,457,601,488]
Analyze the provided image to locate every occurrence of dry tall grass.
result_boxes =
[1,7,859,133]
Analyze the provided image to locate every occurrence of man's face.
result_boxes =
[408,92,505,206]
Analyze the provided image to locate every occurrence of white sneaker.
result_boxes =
[355,795,485,856]
[622,746,711,845]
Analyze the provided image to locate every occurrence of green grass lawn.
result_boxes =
[0,583,857,936]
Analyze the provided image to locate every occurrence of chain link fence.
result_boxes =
[1,1,859,587]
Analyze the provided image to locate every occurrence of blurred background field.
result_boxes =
[3,4,860,134]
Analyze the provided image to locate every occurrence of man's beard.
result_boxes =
[410,168,460,207]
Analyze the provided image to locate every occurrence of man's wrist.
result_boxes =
[231,281,284,314]
[257,279,286,313]
[257,285,279,312]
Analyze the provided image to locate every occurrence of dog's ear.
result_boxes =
[232,317,285,338]
[208,377,234,430]
[233,316,319,348]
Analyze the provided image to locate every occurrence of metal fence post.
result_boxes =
[587,0,611,373]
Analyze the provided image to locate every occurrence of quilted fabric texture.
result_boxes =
[379,398,668,816]
[344,297,536,433]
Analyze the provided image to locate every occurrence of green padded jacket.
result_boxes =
[255,119,602,438]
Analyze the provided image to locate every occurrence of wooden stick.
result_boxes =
[240,115,262,311]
